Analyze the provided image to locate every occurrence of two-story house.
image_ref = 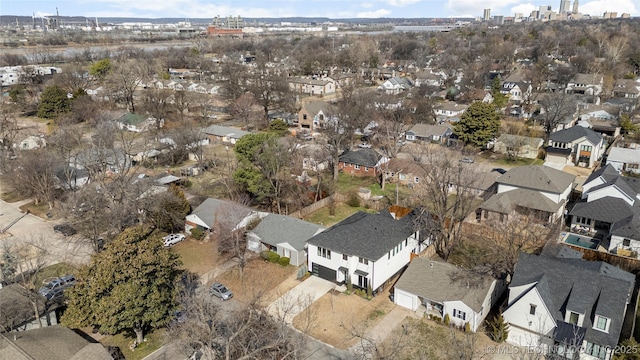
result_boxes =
[546,126,605,168]
[612,79,640,99]
[434,102,468,123]
[307,208,431,293]
[503,253,635,360]
[500,81,532,105]
[565,73,604,97]
[338,148,389,178]
[289,77,336,96]
[477,165,575,223]
[298,100,335,131]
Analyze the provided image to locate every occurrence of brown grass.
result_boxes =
[19,201,51,218]
[172,239,218,276]
[215,258,296,305]
[292,291,395,349]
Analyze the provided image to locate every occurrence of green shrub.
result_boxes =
[489,313,509,343]
[278,257,290,266]
[190,227,204,240]
[443,313,451,326]
[464,322,471,333]
[266,251,280,263]
[346,191,361,207]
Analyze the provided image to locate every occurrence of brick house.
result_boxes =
[338,148,389,177]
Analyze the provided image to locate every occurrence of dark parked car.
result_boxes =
[209,283,233,301]
[491,168,507,174]
[53,224,77,236]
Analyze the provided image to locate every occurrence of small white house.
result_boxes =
[606,146,640,174]
[16,135,46,150]
[393,258,504,332]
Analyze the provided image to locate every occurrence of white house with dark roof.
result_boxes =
[565,73,603,97]
[500,81,532,104]
[393,258,504,332]
[504,253,634,360]
[607,146,640,174]
[307,208,432,293]
[247,214,325,266]
[202,125,250,145]
[546,126,605,168]
[404,123,453,144]
[478,165,575,223]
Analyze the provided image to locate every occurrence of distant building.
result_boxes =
[483,9,491,22]
[559,0,571,13]
[572,0,579,14]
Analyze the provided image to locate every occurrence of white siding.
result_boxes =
[371,233,419,290]
[586,185,636,206]
[395,288,418,310]
[497,184,565,204]
[504,286,556,348]
[443,300,477,330]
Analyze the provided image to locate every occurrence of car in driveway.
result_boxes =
[209,283,233,301]
[459,157,474,164]
[38,278,66,297]
[53,224,77,236]
[491,167,507,174]
[163,234,186,247]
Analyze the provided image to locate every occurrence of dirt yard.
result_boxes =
[172,239,218,277]
[292,291,396,349]
[215,258,297,305]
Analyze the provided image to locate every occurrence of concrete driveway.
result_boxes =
[267,275,336,324]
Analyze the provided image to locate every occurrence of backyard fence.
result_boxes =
[289,193,346,219]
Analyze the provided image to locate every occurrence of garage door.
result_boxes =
[394,289,415,311]
[312,263,336,282]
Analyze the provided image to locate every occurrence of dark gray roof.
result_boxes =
[190,198,250,229]
[569,197,635,224]
[201,125,250,139]
[250,214,325,251]
[0,284,46,332]
[587,176,638,200]
[480,188,563,214]
[339,148,383,168]
[584,164,619,186]
[549,126,602,146]
[307,210,417,261]
[611,210,640,239]
[510,253,634,348]
[497,165,575,194]
[0,325,113,360]
[394,258,496,312]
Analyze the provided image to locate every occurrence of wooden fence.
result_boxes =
[288,193,346,219]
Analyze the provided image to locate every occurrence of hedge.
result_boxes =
[278,257,290,266]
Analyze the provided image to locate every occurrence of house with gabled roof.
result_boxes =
[503,253,634,360]
[500,81,532,105]
[434,102,468,122]
[607,146,640,174]
[298,100,335,131]
[378,76,413,95]
[337,148,389,177]
[307,208,432,293]
[202,125,250,145]
[565,73,603,97]
[477,165,575,223]
[289,77,336,96]
[404,123,453,144]
[546,126,605,168]
[612,79,640,99]
[114,113,162,132]
[393,258,505,332]
[184,198,257,235]
[247,214,325,266]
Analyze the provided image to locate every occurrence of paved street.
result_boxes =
[0,199,93,269]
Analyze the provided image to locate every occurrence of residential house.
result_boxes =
[247,214,325,266]
[307,208,431,292]
[546,126,604,168]
[298,100,335,131]
[493,134,543,160]
[384,157,424,187]
[377,76,413,95]
[184,197,257,235]
[500,81,532,105]
[0,325,114,360]
[289,77,336,96]
[338,148,389,177]
[478,165,575,223]
[16,135,46,150]
[393,258,505,332]
[405,123,453,144]
[114,113,163,133]
[568,164,640,257]
[55,166,90,190]
[607,145,640,174]
[612,79,640,99]
[74,148,131,177]
[414,70,443,87]
[434,102,468,123]
[565,73,604,97]
[202,125,250,145]
[503,253,634,360]
[0,284,57,332]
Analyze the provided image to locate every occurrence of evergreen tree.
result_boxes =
[453,101,501,148]
[37,85,70,119]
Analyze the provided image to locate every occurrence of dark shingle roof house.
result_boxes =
[338,148,385,168]
[549,126,602,146]
[306,210,417,261]
[496,165,575,194]
[507,253,634,349]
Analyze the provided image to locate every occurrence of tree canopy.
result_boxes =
[453,101,501,148]
[89,58,112,80]
[62,226,182,343]
[37,85,70,119]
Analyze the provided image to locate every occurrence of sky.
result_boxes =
[1,0,638,19]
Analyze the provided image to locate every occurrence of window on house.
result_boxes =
[584,342,607,360]
[359,257,368,265]
[595,316,608,331]
[317,247,331,259]
[569,312,579,325]
[405,239,408,246]
[343,254,348,261]
[580,145,592,152]
[364,167,369,172]
[453,309,466,321]
[303,114,308,120]
[530,304,537,315]
[354,164,360,169]
[623,239,631,247]
[576,216,590,225]
[414,177,419,183]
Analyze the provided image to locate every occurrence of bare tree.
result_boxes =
[106,59,143,112]
[229,92,261,131]
[8,149,59,209]
[536,93,576,139]
[213,203,252,277]
[0,102,21,172]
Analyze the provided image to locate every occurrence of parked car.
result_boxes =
[209,283,233,301]
[491,168,507,174]
[358,143,372,148]
[459,157,474,164]
[59,274,76,286]
[163,234,186,247]
[45,287,65,301]
[53,224,77,236]
[38,278,65,297]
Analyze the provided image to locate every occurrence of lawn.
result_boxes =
[303,202,372,227]
[19,201,52,219]
[492,157,543,167]
[292,291,395,349]
[171,239,218,277]
[336,172,378,194]
[0,177,26,203]
[101,328,166,360]
[214,258,296,305]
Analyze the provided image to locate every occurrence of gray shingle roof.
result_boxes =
[548,126,602,146]
[587,176,638,200]
[569,197,635,224]
[394,258,495,312]
[306,210,417,261]
[190,198,250,229]
[497,165,575,194]
[339,148,384,168]
[303,100,335,116]
[201,125,250,139]
[510,253,634,348]
[480,188,563,214]
[250,214,325,251]
[406,123,452,138]
[584,164,619,186]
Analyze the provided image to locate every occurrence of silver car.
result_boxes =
[163,234,186,247]
[209,283,233,301]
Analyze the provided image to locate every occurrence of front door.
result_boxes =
[358,275,369,289]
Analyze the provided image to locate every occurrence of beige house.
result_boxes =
[493,134,543,160]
